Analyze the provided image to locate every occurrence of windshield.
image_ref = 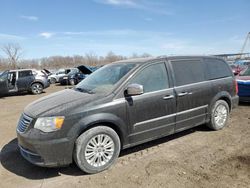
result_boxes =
[0,71,8,79]
[68,68,78,75]
[76,63,136,94]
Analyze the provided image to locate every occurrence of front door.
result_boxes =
[126,62,176,144]
[0,71,9,95]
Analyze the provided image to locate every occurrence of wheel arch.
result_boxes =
[69,113,128,149]
[30,80,44,88]
[208,91,232,114]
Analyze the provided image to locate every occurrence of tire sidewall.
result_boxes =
[74,126,121,174]
[210,100,229,130]
[50,78,56,84]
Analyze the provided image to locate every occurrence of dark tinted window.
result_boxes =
[129,63,169,93]
[19,70,32,78]
[171,60,205,86]
[205,59,232,80]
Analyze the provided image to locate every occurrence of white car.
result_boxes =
[48,68,72,84]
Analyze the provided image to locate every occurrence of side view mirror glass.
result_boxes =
[126,83,143,96]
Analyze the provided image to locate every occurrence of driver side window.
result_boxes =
[129,62,169,93]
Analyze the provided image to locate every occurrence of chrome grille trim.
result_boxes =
[17,114,33,133]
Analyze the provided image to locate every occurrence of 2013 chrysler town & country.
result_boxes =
[17,56,239,174]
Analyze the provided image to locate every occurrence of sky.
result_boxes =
[0,0,249,59]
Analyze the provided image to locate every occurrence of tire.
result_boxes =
[31,83,43,95]
[206,100,229,130]
[69,79,76,86]
[74,126,121,174]
[50,77,56,84]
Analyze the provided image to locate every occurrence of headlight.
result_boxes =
[34,116,65,133]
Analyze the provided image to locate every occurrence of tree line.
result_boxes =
[0,43,151,71]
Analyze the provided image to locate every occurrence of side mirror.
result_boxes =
[126,84,143,96]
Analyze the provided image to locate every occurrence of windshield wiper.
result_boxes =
[75,87,94,94]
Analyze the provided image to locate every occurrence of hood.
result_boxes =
[77,65,93,74]
[24,89,103,117]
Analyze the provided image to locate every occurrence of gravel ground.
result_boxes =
[0,85,250,188]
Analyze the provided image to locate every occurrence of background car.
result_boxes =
[0,69,50,96]
[229,63,247,75]
[236,66,250,102]
[48,68,73,84]
[59,65,96,85]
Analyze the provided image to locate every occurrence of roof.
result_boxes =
[9,69,37,72]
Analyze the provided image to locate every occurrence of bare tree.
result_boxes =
[85,52,99,66]
[1,43,22,69]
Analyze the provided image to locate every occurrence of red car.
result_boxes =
[230,64,246,75]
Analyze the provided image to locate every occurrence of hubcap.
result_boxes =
[214,104,228,127]
[85,134,114,167]
[33,84,42,93]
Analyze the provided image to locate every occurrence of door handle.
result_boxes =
[163,95,174,100]
[178,92,193,97]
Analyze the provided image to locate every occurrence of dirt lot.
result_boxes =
[0,85,250,188]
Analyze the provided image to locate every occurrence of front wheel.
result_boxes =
[50,77,56,84]
[31,83,43,95]
[74,126,121,174]
[206,100,229,130]
[69,79,76,85]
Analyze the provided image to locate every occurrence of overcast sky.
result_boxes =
[0,0,249,58]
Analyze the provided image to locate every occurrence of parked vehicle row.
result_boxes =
[16,56,238,174]
[0,65,99,97]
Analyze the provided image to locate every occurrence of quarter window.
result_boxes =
[129,63,169,93]
[171,60,205,86]
[205,59,232,80]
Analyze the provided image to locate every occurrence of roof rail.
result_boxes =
[156,55,168,58]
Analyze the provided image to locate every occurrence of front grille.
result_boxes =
[17,114,33,133]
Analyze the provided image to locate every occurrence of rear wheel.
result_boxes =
[31,83,43,95]
[74,126,121,174]
[207,100,229,130]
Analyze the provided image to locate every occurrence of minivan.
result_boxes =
[17,56,238,174]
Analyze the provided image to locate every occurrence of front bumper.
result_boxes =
[59,77,70,85]
[17,129,75,167]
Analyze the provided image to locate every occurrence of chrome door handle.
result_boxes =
[163,95,174,100]
[178,92,188,97]
[178,92,192,97]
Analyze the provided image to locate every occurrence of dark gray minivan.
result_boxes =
[17,56,238,173]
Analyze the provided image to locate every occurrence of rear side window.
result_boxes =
[19,70,32,78]
[171,60,205,86]
[129,62,169,93]
[205,59,232,80]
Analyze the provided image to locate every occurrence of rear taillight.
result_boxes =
[234,79,238,95]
